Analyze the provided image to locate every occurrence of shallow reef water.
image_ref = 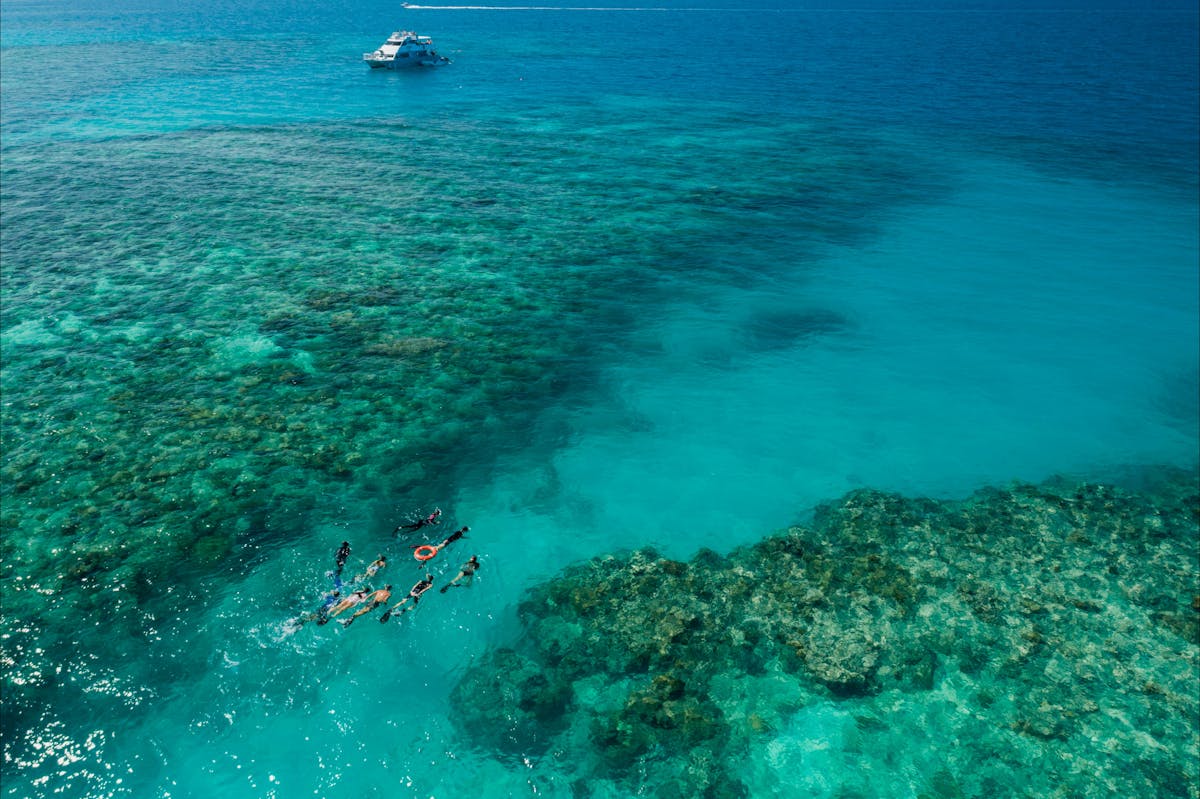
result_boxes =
[452,469,1200,799]
[0,113,944,651]
[0,113,957,795]
[2,5,1198,796]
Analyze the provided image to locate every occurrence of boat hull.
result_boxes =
[365,57,450,69]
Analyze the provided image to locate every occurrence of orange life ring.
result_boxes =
[413,545,438,562]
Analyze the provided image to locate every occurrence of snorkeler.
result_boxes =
[354,554,387,583]
[318,588,370,624]
[380,575,434,622]
[411,526,468,566]
[289,587,341,630]
[335,541,351,576]
[441,526,468,547]
[340,585,393,627]
[395,508,441,533]
[439,555,481,593]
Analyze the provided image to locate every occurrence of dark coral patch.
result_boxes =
[450,470,1200,797]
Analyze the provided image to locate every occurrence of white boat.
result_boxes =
[363,30,450,69]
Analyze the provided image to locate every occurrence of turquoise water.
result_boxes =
[2,1,1197,797]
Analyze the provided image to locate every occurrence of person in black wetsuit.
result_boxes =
[411,526,469,565]
[335,541,351,576]
[395,508,441,533]
[381,575,434,622]
[435,526,468,550]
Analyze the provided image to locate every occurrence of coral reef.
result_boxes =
[451,470,1200,798]
[0,116,955,792]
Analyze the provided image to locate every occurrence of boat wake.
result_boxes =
[400,5,713,10]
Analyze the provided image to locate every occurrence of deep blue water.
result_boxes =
[1,2,1197,797]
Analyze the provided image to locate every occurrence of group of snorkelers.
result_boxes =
[294,507,481,630]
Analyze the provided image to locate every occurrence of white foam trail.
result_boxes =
[401,5,715,10]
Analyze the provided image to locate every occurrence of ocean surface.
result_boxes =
[1,1,1197,797]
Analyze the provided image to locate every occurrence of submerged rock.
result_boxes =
[450,470,1200,798]
[450,647,572,756]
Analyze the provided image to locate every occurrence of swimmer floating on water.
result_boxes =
[439,555,481,593]
[318,588,370,624]
[354,554,387,583]
[412,526,468,565]
[380,575,434,622]
[395,508,441,533]
[340,585,392,627]
[289,587,341,630]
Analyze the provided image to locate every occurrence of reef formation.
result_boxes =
[452,469,1199,798]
